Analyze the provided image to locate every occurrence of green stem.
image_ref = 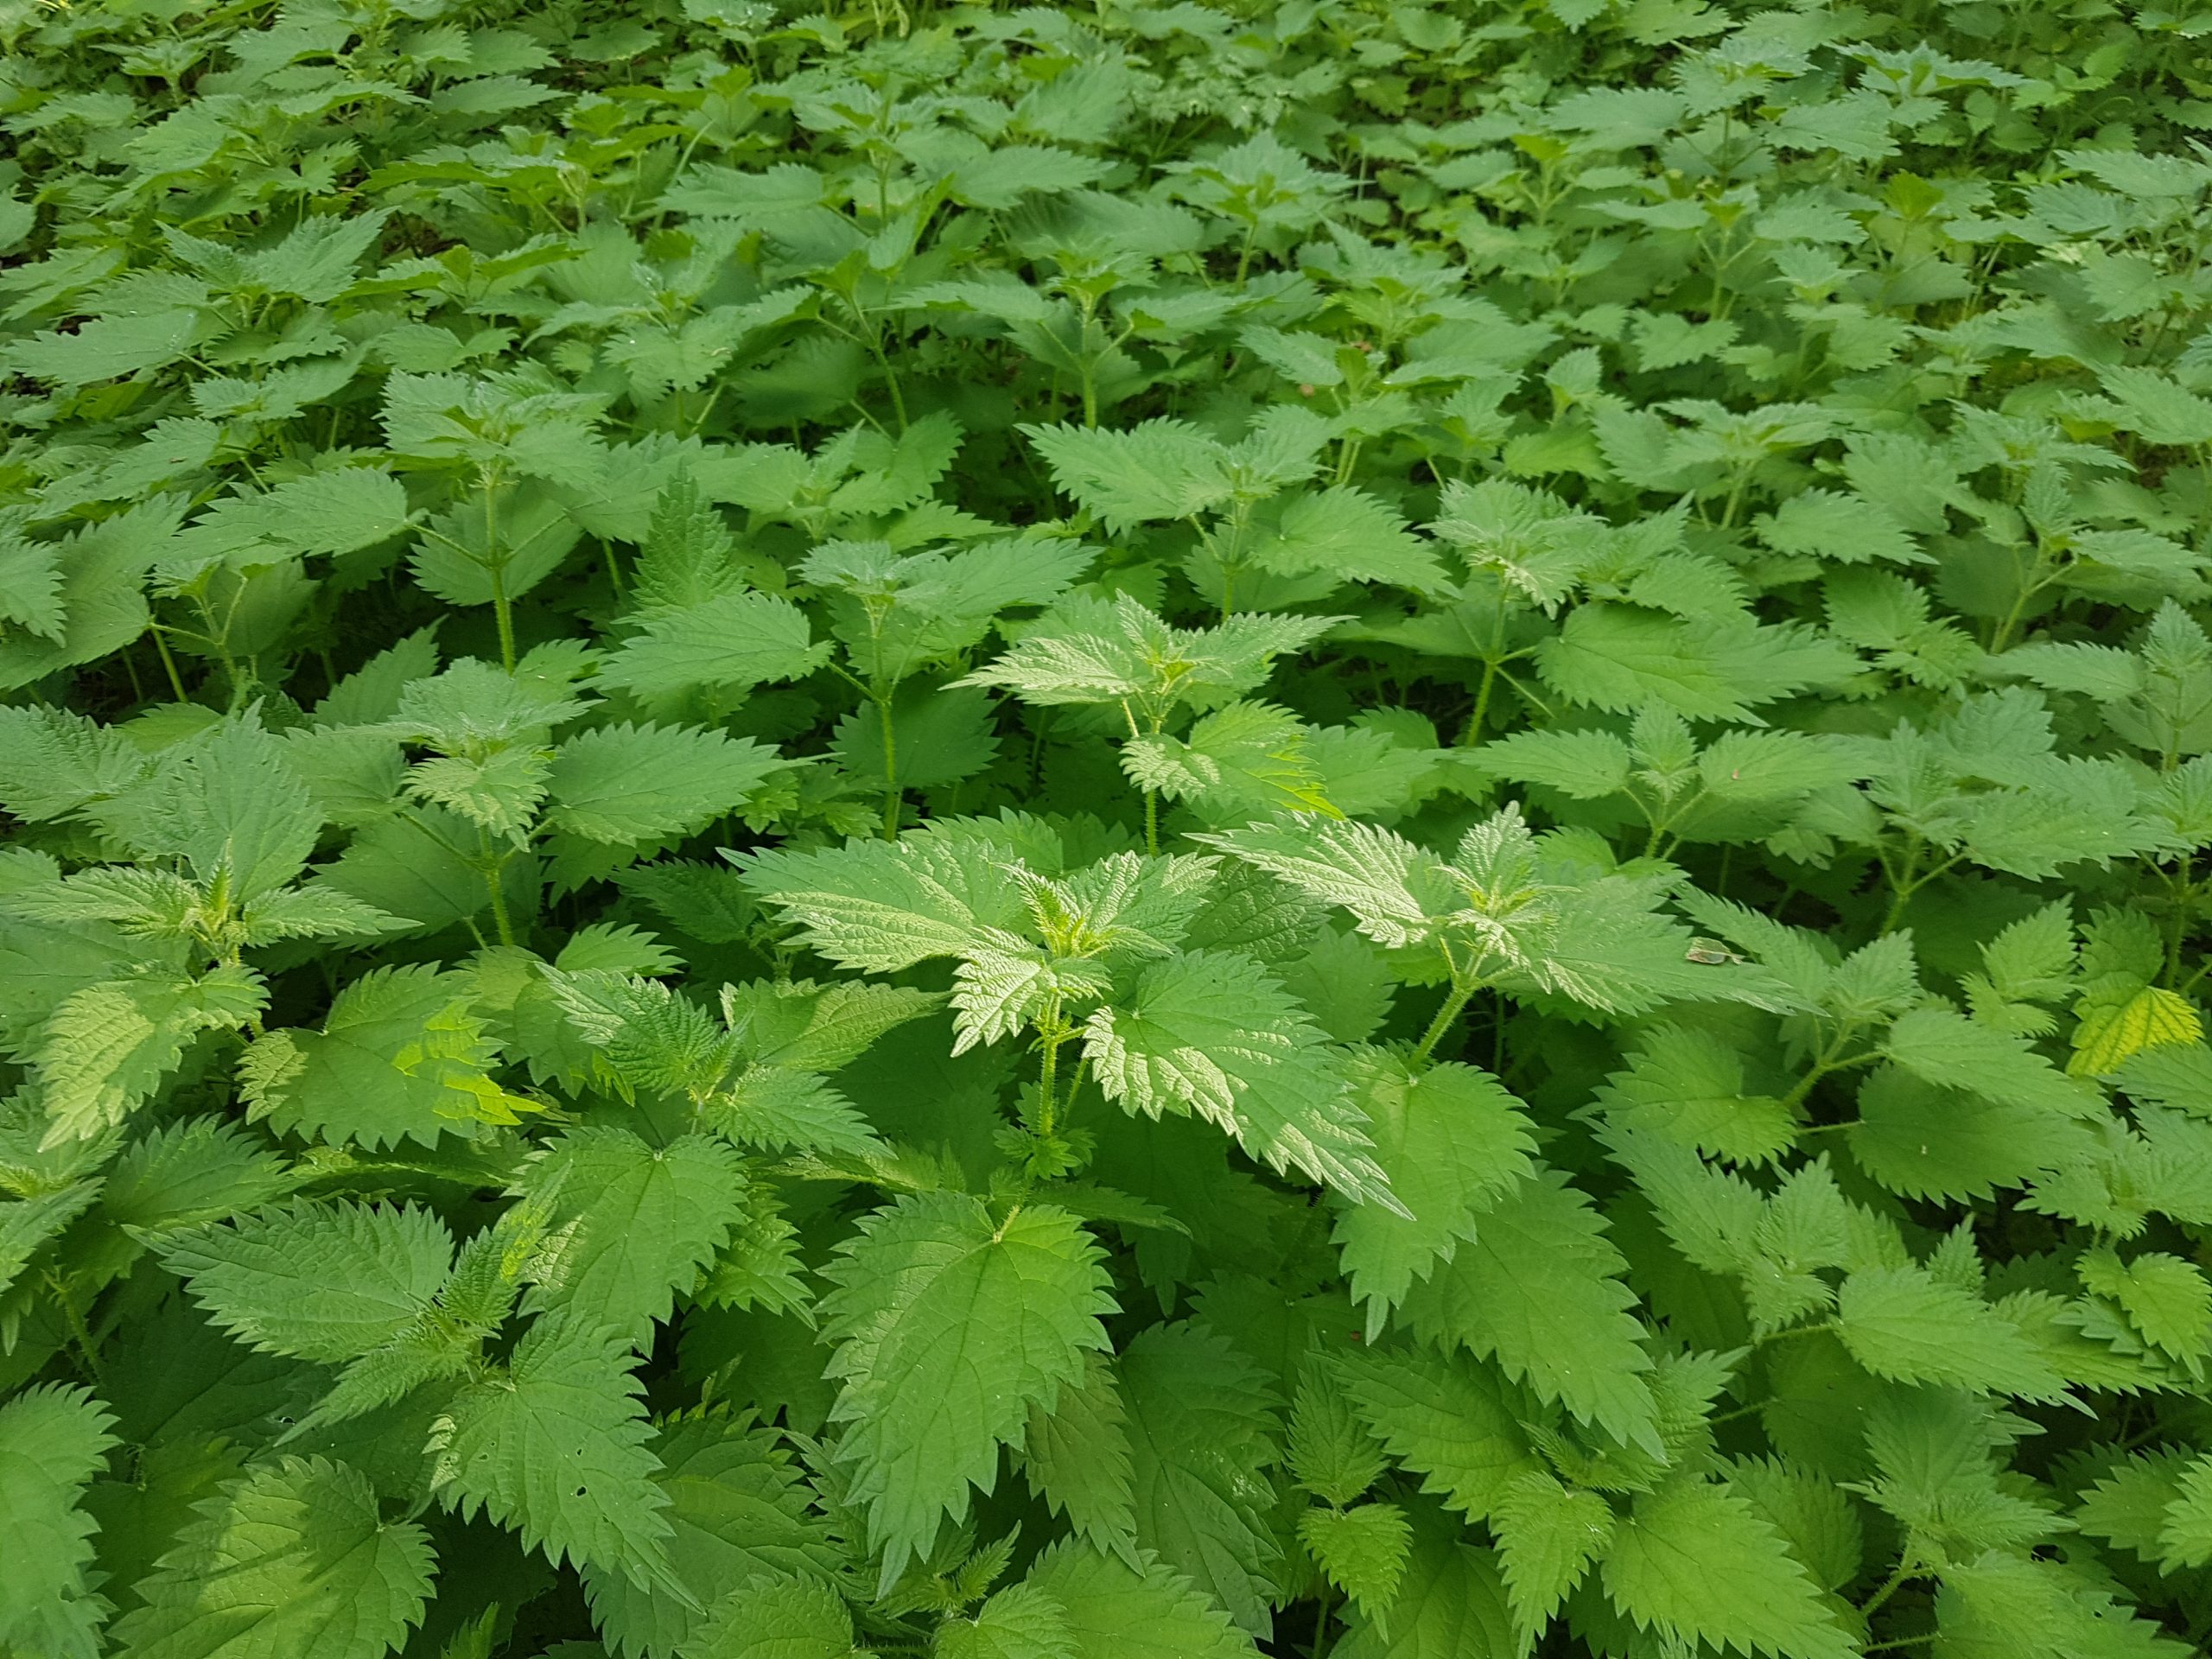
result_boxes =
[1413,980,1478,1067]
[877,693,901,840]
[1986,552,2050,656]
[1037,1020,1065,1138]
[849,301,909,433]
[1707,1397,1770,1426]
[484,480,516,673]
[2167,856,2193,985]
[1144,789,1159,856]
[1311,1579,1338,1659]
[149,623,188,702]
[44,1271,105,1388]
[1780,1045,1878,1116]
[1459,658,1498,747]
[1859,1563,1915,1620]
[479,830,518,947]
[1717,464,1753,530]
[1880,849,1961,935]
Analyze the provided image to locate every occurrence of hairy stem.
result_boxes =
[1413,980,1478,1067]
[479,830,518,948]
[878,693,901,840]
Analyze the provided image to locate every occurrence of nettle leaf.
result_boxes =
[1121,701,1338,822]
[931,1582,1077,1659]
[1116,1321,1284,1637]
[679,1569,855,1659]
[36,964,268,1146]
[958,594,1339,721]
[1023,1351,1140,1562]
[10,7,2212,1656]
[0,1384,117,1659]
[1600,1478,1856,1659]
[1332,1342,1543,1522]
[1834,1264,2071,1400]
[1248,488,1447,592]
[108,1456,435,1659]
[1398,1166,1660,1456]
[92,718,321,901]
[1334,1527,1517,1658]
[1192,818,1461,950]
[514,1127,747,1344]
[1332,1051,1536,1338]
[736,831,1026,971]
[428,1311,674,1587]
[101,1116,293,1235]
[1082,949,1397,1208]
[1880,1007,2101,1120]
[598,592,830,708]
[240,964,512,1151]
[582,1408,843,1659]
[1492,1470,1616,1652]
[1022,1541,1259,1659]
[544,722,788,846]
[1021,421,1235,531]
[1299,1502,1414,1624]
[818,1192,1115,1589]
[156,1199,454,1363]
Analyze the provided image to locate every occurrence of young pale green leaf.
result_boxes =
[735,833,1027,972]
[1121,701,1338,822]
[1082,950,1397,1209]
[1193,819,1462,951]
[37,964,268,1147]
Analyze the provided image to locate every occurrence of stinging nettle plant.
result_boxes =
[8,2,2212,1658]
